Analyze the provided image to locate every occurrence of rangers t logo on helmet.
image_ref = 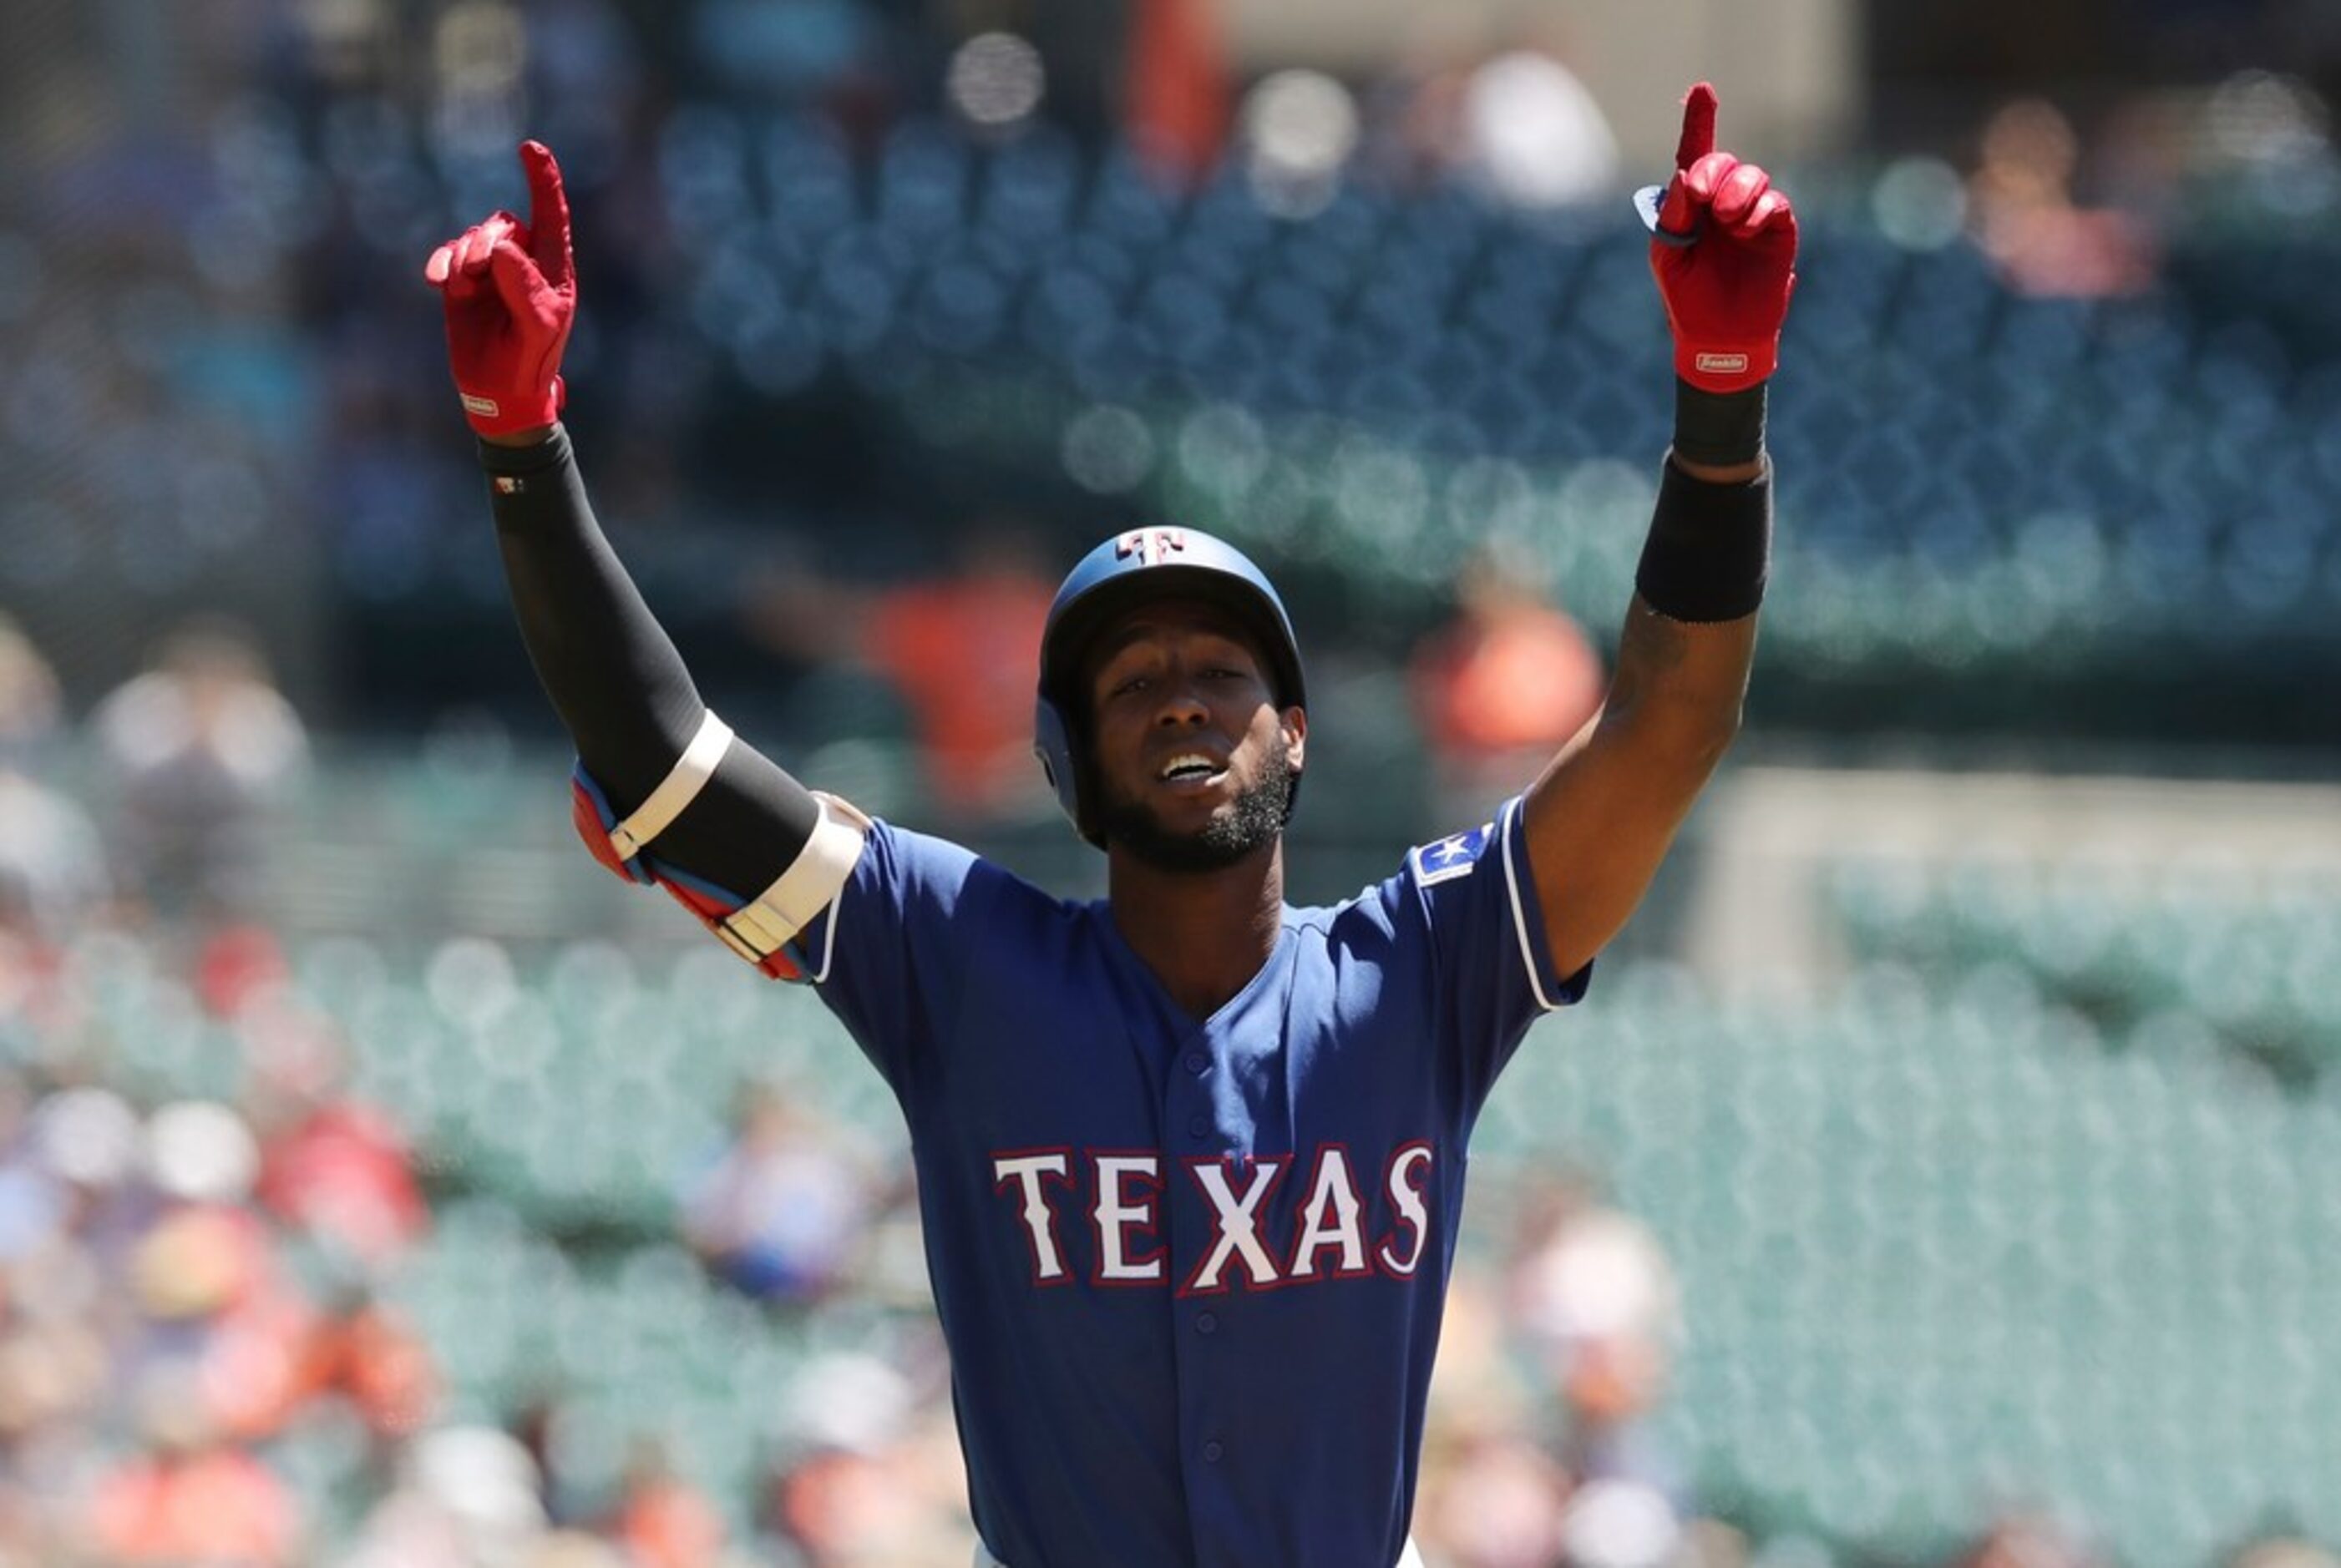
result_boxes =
[1115,528,1190,566]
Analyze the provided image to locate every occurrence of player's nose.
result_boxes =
[1150,679,1210,726]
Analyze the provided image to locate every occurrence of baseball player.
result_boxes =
[425,82,1793,1568]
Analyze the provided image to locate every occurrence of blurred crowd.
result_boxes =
[14,597,2320,1566]
[0,0,1634,706]
[8,0,2341,1562]
[0,579,2331,1565]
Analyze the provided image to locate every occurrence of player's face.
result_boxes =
[1083,599,1306,873]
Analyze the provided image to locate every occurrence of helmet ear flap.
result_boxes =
[1033,695,1107,848]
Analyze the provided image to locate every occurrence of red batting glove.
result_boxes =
[423,140,575,438]
[1647,84,1798,394]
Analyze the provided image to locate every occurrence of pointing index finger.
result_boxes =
[1675,82,1718,172]
[519,139,574,291]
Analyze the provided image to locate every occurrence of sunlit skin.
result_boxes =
[1082,599,1307,1021]
[1520,449,1758,983]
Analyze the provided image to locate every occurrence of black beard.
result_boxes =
[1097,746,1295,873]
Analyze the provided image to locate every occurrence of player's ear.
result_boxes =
[1280,706,1306,775]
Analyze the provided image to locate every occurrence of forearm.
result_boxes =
[481,426,703,799]
[1602,594,1756,767]
[1519,573,1756,978]
[479,427,822,876]
[1605,437,1769,761]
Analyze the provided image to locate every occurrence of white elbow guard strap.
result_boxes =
[704,792,869,969]
[570,710,734,884]
[570,733,870,981]
[610,709,734,862]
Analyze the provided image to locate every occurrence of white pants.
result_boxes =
[975,1540,1427,1567]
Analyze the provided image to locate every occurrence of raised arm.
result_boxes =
[1521,83,1796,980]
[425,144,855,974]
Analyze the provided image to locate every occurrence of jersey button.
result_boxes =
[1187,1115,1209,1140]
[1183,1051,1208,1075]
[1202,1439,1224,1463]
[1194,1312,1218,1335]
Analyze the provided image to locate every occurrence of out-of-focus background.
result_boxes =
[3,0,2340,1563]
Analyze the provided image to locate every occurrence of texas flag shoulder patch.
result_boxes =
[1409,822,1494,888]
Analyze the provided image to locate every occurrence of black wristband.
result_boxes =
[478,425,572,488]
[1672,380,1767,468]
[1634,458,1771,623]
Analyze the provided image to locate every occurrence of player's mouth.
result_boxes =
[1155,751,1231,794]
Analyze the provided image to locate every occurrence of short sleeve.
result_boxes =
[1378,794,1590,1121]
[783,819,981,1094]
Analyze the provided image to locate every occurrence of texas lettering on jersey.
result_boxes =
[991,1142,1436,1293]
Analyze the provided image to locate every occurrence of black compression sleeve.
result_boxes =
[479,429,820,887]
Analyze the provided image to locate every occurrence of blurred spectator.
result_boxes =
[1361,23,1616,207]
[1511,1173,1680,1429]
[0,619,107,941]
[337,1424,553,1568]
[1510,1173,1686,1568]
[754,1352,970,1566]
[1125,0,1230,184]
[747,528,1054,823]
[0,1246,110,1446]
[246,1002,429,1269]
[859,528,1053,819]
[1418,1424,1569,1568]
[759,1440,884,1567]
[1968,98,2158,296]
[127,1100,325,1443]
[192,919,294,1019]
[294,1284,440,1445]
[89,617,308,923]
[1453,45,1621,210]
[83,1417,302,1565]
[681,1083,876,1305]
[23,1085,144,1248]
[759,1439,906,1568]
[1410,545,1605,823]
[607,1435,732,1568]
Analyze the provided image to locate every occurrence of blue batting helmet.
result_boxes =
[1034,525,1306,847]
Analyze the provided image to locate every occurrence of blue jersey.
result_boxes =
[782,794,1587,1568]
